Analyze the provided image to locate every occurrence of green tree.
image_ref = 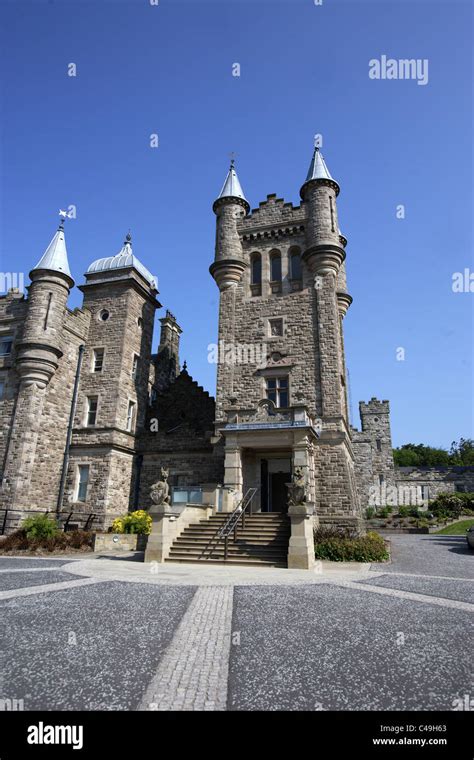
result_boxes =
[449,438,474,465]
[393,439,474,467]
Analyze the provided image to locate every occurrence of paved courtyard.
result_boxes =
[0,535,472,711]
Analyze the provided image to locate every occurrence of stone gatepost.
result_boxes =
[144,505,174,563]
[287,503,318,570]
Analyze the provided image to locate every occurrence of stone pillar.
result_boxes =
[292,430,316,504]
[287,504,318,570]
[223,437,243,492]
[144,505,175,563]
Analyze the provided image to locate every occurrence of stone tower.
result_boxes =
[64,233,161,516]
[210,147,362,532]
[1,219,75,510]
[154,310,182,391]
[352,398,396,507]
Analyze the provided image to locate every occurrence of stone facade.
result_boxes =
[0,147,467,537]
[394,467,474,504]
[209,158,363,532]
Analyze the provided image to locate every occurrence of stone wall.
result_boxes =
[395,466,474,501]
[0,291,28,486]
[26,308,90,510]
[138,367,224,510]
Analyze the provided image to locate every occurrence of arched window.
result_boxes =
[289,249,302,280]
[270,251,282,282]
[251,253,262,284]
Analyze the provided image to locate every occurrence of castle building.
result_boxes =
[2,145,467,548]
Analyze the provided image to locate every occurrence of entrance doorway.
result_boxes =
[260,457,291,512]
[270,472,290,513]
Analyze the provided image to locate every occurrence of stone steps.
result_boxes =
[166,512,290,567]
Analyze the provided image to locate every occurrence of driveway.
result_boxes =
[0,535,472,711]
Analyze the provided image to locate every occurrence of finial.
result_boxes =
[229,151,236,168]
[125,230,132,244]
[183,360,187,371]
[58,209,69,230]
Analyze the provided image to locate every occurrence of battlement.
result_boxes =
[238,193,306,239]
[359,398,390,415]
[358,398,392,435]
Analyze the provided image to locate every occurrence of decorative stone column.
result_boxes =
[144,504,175,563]
[223,436,243,493]
[287,504,318,570]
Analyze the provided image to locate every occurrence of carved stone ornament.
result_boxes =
[286,466,307,507]
[150,467,171,506]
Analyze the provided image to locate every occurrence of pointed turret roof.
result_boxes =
[305,146,334,183]
[32,219,73,279]
[301,146,340,198]
[216,160,249,207]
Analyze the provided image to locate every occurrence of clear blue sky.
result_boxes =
[0,0,472,448]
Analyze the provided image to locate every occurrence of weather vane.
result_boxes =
[58,208,71,229]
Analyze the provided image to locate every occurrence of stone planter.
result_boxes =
[92,533,148,552]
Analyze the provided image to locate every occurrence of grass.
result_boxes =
[434,519,474,535]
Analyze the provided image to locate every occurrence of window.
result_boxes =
[132,354,139,379]
[376,439,382,452]
[99,309,110,322]
[270,252,282,282]
[251,253,262,285]
[86,397,98,426]
[149,388,157,406]
[93,348,104,372]
[379,474,384,485]
[421,485,430,501]
[269,318,283,337]
[126,400,136,432]
[265,376,289,408]
[0,336,13,356]
[76,465,90,503]
[290,251,302,280]
[0,379,4,400]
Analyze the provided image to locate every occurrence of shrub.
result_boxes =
[314,528,389,562]
[365,507,376,520]
[111,509,152,535]
[22,514,59,540]
[429,492,474,519]
[414,518,429,529]
[0,527,93,554]
[1,529,29,552]
[68,530,94,550]
[378,506,392,518]
[397,506,410,518]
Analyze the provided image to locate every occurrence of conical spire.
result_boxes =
[305,146,334,182]
[301,146,340,197]
[217,159,248,204]
[32,217,73,280]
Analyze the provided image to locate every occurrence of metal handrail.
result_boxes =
[0,508,98,536]
[200,487,258,561]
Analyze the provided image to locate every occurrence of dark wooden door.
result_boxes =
[270,472,290,513]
